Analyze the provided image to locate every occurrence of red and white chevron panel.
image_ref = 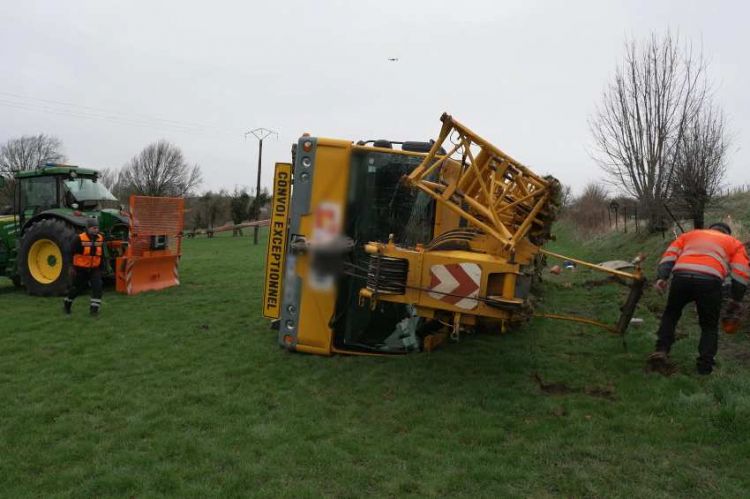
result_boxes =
[428,263,481,310]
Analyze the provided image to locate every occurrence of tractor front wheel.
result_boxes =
[19,219,76,296]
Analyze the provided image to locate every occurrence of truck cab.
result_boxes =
[264,137,453,355]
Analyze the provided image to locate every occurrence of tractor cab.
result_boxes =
[15,163,117,228]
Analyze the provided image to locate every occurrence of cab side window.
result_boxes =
[20,176,58,215]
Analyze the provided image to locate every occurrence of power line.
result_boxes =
[0,91,224,131]
[0,98,204,134]
[0,90,242,138]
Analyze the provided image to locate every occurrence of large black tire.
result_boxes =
[19,219,77,296]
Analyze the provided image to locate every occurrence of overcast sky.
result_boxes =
[1,0,747,195]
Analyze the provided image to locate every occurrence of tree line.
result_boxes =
[186,187,270,232]
[0,135,269,229]
[0,135,202,205]
[590,31,729,231]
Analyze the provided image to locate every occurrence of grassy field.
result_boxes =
[2,225,750,497]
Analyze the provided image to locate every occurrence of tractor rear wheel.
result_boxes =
[19,219,76,296]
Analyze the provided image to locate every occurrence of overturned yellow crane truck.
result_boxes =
[263,114,646,356]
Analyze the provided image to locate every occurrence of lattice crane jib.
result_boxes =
[405,113,561,253]
[360,113,643,341]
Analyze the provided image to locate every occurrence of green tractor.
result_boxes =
[0,164,129,295]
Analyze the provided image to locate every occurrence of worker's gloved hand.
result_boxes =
[653,279,669,294]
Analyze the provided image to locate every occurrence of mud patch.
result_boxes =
[533,372,572,395]
[584,384,617,400]
[551,405,568,417]
[583,277,617,289]
[644,358,679,376]
[724,340,750,366]
[729,350,750,364]
[533,372,617,400]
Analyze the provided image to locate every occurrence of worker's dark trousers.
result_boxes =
[65,267,103,310]
[655,274,722,371]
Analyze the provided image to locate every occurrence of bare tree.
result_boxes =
[98,167,120,191]
[0,134,66,206]
[120,140,201,197]
[97,166,128,201]
[567,182,609,232]
[671,105,728,229]
[590,32,706,231]
[559,184,573,211]
[0,134,66,174]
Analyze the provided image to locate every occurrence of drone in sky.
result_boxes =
[387,57,399,62]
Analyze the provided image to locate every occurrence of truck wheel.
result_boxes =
[19,219,76,296]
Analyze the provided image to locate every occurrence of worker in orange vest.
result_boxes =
[648,222,749,374]
[63,218,105,316]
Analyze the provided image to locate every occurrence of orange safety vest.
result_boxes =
[660,229,750,284]
[73,232,104,268]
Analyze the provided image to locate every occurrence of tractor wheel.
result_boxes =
[18,219,76,296]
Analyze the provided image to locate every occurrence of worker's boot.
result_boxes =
[646,351,677,375]
[696,358,714,376]
[63,298,72,315]
[90,299,101,317]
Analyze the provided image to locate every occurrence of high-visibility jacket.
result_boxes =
[73,232,104,268]
[659,229,750,285]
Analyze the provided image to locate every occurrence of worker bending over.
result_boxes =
[648,222,749,374]
[63,218,104,316]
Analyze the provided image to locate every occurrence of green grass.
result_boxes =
[2,226,750,497]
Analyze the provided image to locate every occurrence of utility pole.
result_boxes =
[245,128,277,244]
